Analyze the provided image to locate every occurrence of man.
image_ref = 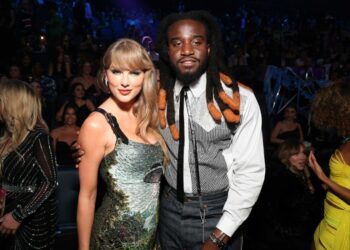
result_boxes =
[155,11,265,249]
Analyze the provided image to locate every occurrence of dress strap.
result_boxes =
[334,149,348,166]
[95,108,129,144]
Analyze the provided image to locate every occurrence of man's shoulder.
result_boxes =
[237,82,254,96]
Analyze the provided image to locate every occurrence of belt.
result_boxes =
[165,182,228,202]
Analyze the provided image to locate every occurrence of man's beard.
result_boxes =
[171,60,208,85]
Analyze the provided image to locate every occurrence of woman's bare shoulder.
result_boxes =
[50,126,64,137]
[80,112,107,133]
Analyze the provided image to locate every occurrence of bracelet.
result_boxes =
[209,233,226,249]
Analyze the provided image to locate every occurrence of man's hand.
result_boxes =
[201,228,230,250]
[71,130,85,168]
[201,238,220,250]
[71,141,84,168]
[0,212,20,235]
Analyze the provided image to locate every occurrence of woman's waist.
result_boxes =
[325,194,350,212]
[323,198,350,230]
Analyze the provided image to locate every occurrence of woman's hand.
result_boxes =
[0,212,20,235]
[308,151,327,182]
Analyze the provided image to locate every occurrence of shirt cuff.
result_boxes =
[216,211,240,237]
[12,206,25,223]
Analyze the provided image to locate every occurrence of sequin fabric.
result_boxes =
[0,128,58,249]
[90,110,163,250]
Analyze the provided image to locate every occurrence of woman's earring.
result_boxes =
[104,78,108,86]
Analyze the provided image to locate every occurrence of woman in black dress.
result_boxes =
[56,82,95,126]
[0,79,58,249]
[245,139,324,250]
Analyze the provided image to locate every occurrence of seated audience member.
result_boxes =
[56,82,95,126]
[51,103,80,165]
[247,139,324,250]
[270,105,304,145]
[7,64,23,80]
[71,60,99,99]
[30,78,51,124]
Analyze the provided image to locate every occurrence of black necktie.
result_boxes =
[177,87,188,203]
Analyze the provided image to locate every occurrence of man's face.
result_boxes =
[167,19,210,84]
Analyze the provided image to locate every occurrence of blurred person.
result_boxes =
[8,64,23,80]
[77,38,168,249]
[56,82,95,126]
[48,45,73,94]
[247,139,323,250]
[32,61,57,128]
[270,105,304,145]
[51,104,79,166]
[308,78,350,250]
[71,60,99,99]
[0,79,57,249]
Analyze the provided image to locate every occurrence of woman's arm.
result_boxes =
[55,101,68,122]
[270,122,284,144]
[77,114,107,250]
[309,151,350,204]
[50,129,59,151]
[11,133,58,223]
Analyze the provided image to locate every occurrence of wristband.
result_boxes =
[209,233,226,249]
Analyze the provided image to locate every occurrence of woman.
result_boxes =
[51,104,80,166]
[56,82,95,126]
[0,79,57,249]
[71,60,99,98]
[255,139,323,250]
[308,78,350,250]
[77,39,168,250]
[270,105,304,145]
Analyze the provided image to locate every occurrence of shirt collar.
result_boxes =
[174,73,207,99]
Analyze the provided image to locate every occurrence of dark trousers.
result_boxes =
[159,184,242,250]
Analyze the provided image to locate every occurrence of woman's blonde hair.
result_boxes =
[278,138,303,167]
[98,38,168,162]
[0,79,48,152]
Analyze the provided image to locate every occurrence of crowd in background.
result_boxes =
[1,0,350,129]
[1,0,350,248]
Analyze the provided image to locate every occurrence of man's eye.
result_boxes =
[172,41,182,47]
[193,40,202,46]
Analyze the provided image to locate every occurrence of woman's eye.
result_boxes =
[131,71,142,76]
[110,69,121,74]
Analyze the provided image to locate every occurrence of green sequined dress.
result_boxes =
[91,109,163,250]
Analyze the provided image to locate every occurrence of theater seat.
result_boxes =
[56,165,79,233]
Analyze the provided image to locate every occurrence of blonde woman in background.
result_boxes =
[0,79,57,249]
